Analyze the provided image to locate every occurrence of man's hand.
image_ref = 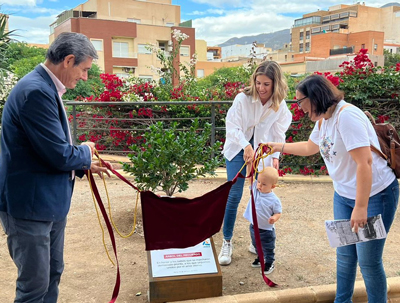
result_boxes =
[90,161,113,178]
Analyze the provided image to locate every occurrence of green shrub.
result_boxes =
[122,119,223,196]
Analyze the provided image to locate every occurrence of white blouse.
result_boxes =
[222,92,292,165]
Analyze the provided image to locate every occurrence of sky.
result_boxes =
[2,0,396,46]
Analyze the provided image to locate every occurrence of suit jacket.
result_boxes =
[0,65,92,221]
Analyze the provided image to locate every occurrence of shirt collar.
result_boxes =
[40,63,67,98]
[252,96,272,106]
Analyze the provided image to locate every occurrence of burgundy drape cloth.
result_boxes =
[141,179,236,251]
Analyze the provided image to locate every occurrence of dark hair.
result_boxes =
[46,32,98,66]
[243,61,287,111]
[296,74,344,116]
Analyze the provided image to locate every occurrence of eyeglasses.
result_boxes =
[296,96,308,108]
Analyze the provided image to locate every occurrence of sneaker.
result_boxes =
[251,258,261,268]
[262,263,275,275]
[248,243,257,255]
[218,239,233,265]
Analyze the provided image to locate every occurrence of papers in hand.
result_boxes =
[325,214,386,248]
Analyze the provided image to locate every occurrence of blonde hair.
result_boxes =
[258,167,279,186]
[243,61,288,111]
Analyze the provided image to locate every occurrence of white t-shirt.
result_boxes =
[309,100,396,199]
[222,92,292,167]
[243,183,282,230]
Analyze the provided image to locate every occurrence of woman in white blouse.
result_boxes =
[267,74,398,303]
[219,61,292,266]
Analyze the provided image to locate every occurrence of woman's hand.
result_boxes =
[350,206,368,233]
[272,158,279,170]
[266,142,282,154]
[243,144,254,164]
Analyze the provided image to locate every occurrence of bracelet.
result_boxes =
[281,143,286,154]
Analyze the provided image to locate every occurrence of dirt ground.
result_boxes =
[1,176,400,303]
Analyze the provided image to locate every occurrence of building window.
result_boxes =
[113,41,129,58]
[306,31,310,40]
[374,44,378,50]
[322,15,331,23]
[197,69,205,78]
[159,42,166,51]
[294,16,321,27]
[180,46,190,57]
[50,23,56,34]
[349,11,357,17]
[299,32,304,39]
[305,42,310,52]
[138,44,152,54]
[330,13,340,20]
[138,75,153,82]
[312,27,321,34]
[321,25,330,32]
[91,39,103,51]
[116,73,129,79]
[285,55,287,62]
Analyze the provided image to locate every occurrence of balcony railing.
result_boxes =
[113,52,138,59]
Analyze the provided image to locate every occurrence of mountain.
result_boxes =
[381,2,400,8]
[218,29,291,50]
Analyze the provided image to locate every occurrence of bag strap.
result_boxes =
[364,111,388,160]
[364,111,376,125]
[318,118,323,130]
[317,104,351,130]
[337,105,388,160]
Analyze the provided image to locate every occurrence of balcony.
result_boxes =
[113,52,138,59]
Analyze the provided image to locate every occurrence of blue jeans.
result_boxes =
[250,224,276,264]
[0,212,67,303]
[223,149,247,240]
[333,178,399,303]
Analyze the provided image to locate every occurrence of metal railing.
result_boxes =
[64,100,322,168]
[65,100,234,149]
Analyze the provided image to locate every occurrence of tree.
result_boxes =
[63,63,104,101]
[123,119,223,196]
[1,42,46,72]
[0,13,17,84]
[11,55,45,79]
[384,49,400,67]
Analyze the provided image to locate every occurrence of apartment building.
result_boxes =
[49,0,195,82]
[220,43,271,61]
[290,2,400,64]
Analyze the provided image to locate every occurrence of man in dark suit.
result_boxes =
[0,32,111,302]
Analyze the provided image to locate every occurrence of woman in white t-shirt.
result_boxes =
[268,74,399,303]
[219,61,292,266]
